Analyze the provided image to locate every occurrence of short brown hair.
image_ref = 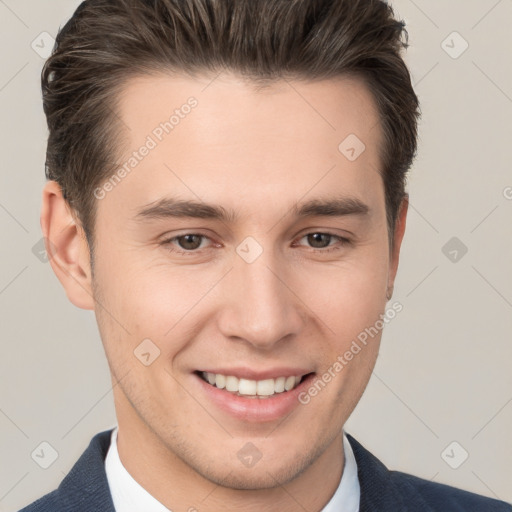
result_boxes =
[42,0,420,255]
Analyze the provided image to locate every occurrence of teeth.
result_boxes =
[284,376,296,391]
[239,378,257,395]
[225,376,239,392]
[274,377,285,393]
[257,379,274,396]
[202,372,304,397]
[215,373,226,389]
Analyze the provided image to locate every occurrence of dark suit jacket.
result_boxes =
[19,429,511,511]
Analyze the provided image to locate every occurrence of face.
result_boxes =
[57,72,406,490]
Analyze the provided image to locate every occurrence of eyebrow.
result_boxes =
[134,195,370,223]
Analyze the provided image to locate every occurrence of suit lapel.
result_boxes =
[55,429,116,512]
[346,433,434,512]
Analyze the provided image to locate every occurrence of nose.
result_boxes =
[216,247,305,350]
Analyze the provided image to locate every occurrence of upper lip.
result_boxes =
[197,367,314,381]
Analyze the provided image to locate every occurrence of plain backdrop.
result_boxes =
[1,1,511,510]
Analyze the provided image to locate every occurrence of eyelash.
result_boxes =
[160,232,351,255]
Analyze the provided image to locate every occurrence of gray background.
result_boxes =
[1,0,511,510]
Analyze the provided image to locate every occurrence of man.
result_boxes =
[20,0,511,510]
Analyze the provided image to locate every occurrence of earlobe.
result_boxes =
[40,180,95,310]
[386,195,409,300]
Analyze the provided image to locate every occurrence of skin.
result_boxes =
[41,71,407,512]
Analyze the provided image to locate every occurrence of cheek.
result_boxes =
[93,244,198,326]
[290,249,390,392]
[92,250,225,367]
[296,250,389,330]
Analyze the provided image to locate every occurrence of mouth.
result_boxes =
[195,370,314,399]
[193,369,317,422]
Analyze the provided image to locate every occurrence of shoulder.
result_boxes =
[346,433,511,511]
[18,492,59,512]
[17,429,115,512]
[390,470,512,511]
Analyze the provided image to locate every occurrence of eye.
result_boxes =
[161,233,213,254]
[296,232,351,253]
[160,231,351,256]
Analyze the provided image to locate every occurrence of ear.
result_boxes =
[386,195,408,300]
[40,180,95,310]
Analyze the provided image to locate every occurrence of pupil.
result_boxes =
[180,235,201,250]
[308,233,330,248]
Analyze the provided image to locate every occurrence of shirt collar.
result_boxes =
[105,426,360,512]
[105,427,169,512]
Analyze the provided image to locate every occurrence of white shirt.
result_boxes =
[105,426,360,512]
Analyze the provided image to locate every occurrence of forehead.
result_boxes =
[102,72,384,222]
[116,71,381,149]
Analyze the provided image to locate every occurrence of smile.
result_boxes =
[199,371,305,398]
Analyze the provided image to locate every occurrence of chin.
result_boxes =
[198,461,305,491]
[186,442,320,492]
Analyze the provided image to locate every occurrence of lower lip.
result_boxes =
[194,372,316,423]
